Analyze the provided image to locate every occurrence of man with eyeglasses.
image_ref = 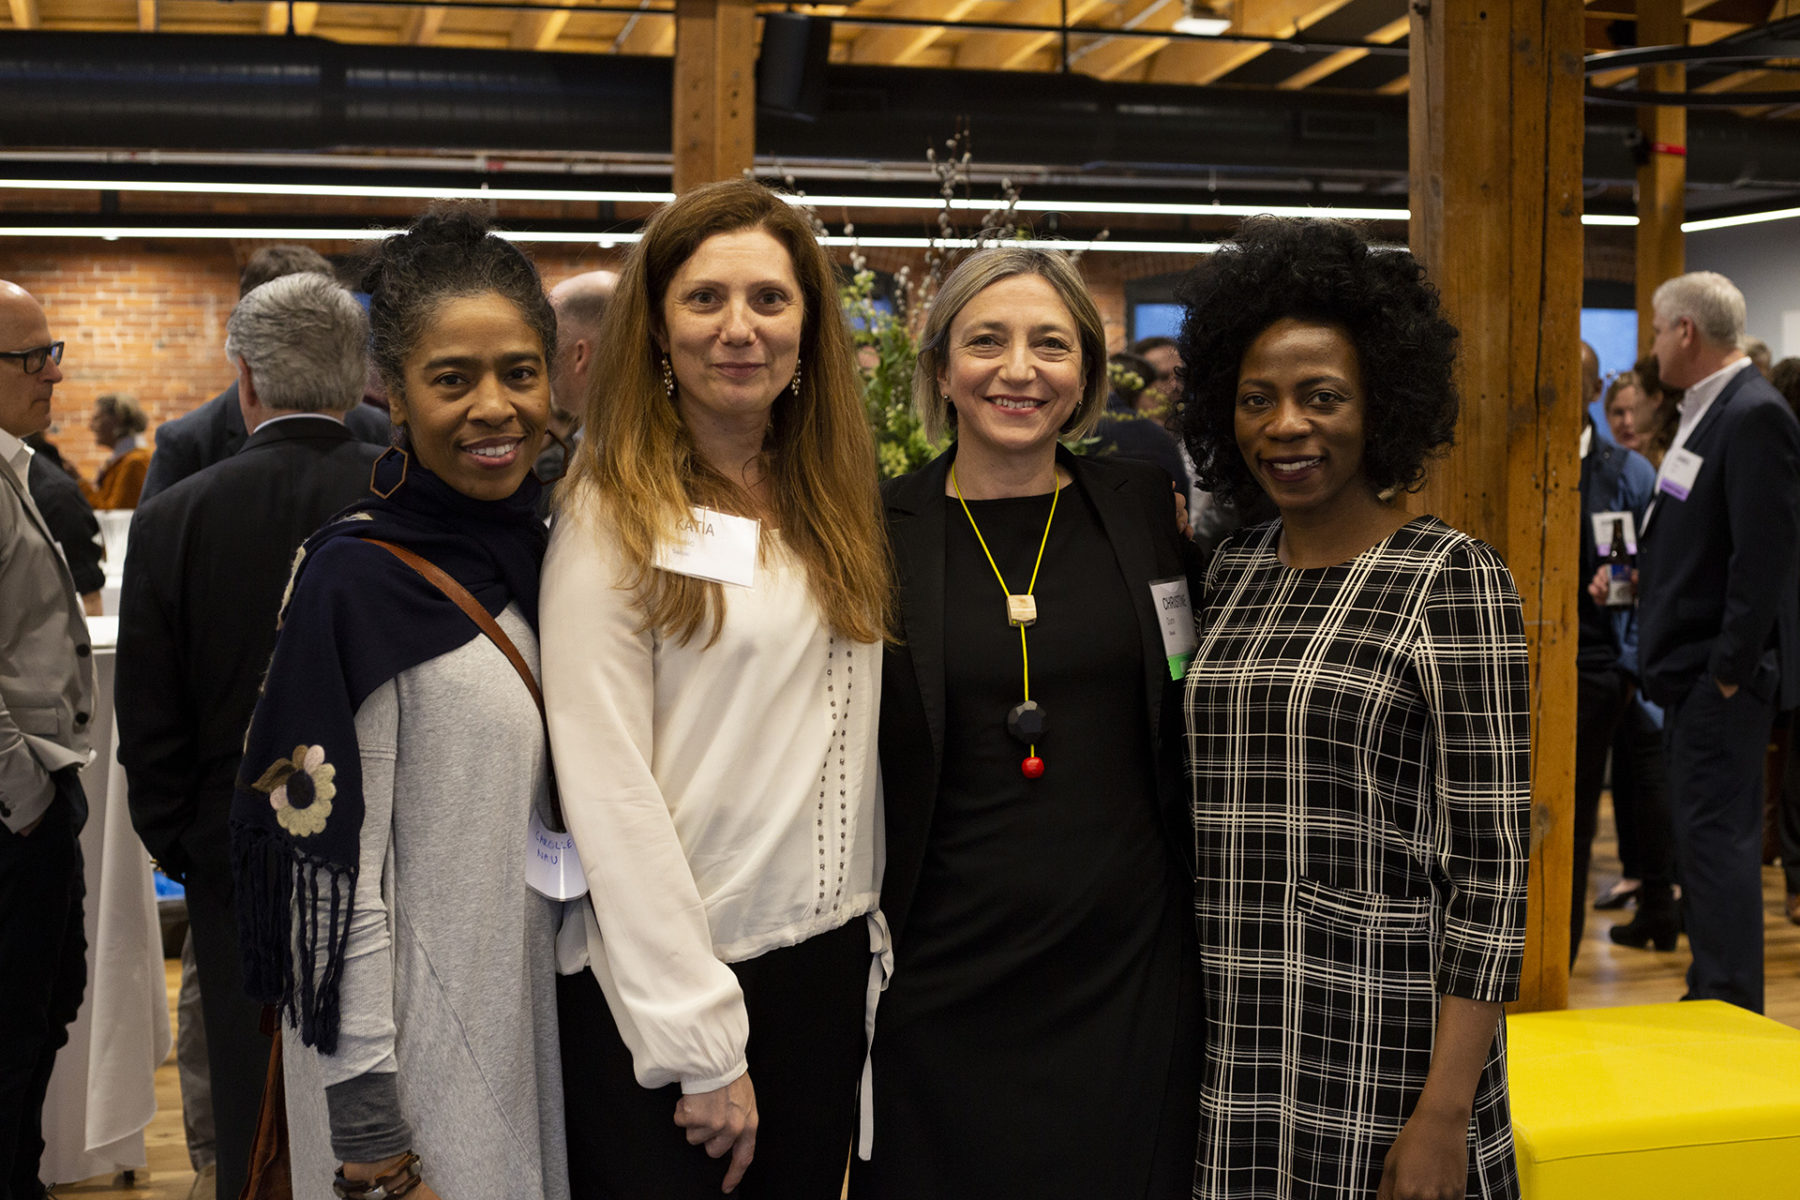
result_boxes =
[0,279,95,1200]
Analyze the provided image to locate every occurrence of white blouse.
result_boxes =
[540,490,885,1094]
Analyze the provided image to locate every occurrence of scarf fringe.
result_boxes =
[232,820,357,1055]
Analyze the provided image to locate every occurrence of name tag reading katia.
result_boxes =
[654,506,760,588]
[1149,576,1198,680]
[1658,447,1703,502]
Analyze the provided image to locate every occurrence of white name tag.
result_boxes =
[526,811,589,901]
[1149,576,1198,680]
[654,506,759,588]
[1590,510,1639,556]
[1658,447,1703,501]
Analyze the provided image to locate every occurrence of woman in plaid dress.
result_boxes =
[1175,218,1532,1200]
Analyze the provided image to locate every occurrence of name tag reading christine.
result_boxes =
[1149,576,1198,680]
[654,506,760,588]
[526,811,588,901]
[1658,447,1703,502]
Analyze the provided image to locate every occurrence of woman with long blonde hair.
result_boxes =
[541,178,891,1198]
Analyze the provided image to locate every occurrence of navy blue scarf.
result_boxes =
[230,452,546,1052]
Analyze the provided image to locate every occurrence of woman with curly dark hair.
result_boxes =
[1176,217,1532,1200]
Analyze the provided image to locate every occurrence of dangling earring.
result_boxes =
[370,444,410,498]
[791,356,803,397]
[661,354,676,401]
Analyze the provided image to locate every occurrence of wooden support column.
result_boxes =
[1636,0,1687,355]
[1409,0,1584,1011]
[672,0,757,195]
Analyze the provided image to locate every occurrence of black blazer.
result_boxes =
[877,445,1203,945]
[118,416,383,880]
[139,383,245,504]
[1637,363,1800,710]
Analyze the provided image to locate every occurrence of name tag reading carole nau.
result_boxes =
[1149,576,1198,680]
[654,506,760,588]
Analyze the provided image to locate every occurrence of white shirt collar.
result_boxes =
[1671,356,1755,451]
[1580,423,1593,460]
[253,411,345,434]
[0,425,34,484]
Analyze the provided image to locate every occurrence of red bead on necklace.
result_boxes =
[1021,756,1045,779]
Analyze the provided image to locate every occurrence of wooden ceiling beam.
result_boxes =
[136,0,155,32]
[612,7,674,54]
[403,5,447,44]
[1276,13,1407,90]
[513,0,579,50]
[263,2,320,34]
[8,0,38,28]
[849,0,986,66]
[955,0,1108,71]
[1145,0,1357,87]
[1068,0,1179,80]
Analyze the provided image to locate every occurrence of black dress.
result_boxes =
[855,482,1201,1200]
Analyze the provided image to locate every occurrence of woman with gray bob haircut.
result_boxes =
[224,272,369,414]
[857,244,1203,1199]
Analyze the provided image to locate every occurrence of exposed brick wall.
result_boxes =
[0,239,629,482]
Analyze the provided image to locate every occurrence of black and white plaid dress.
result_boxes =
[1184,516,1531,1200]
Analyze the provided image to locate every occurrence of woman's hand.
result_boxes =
[338,1152,442,1199]
[674,1071,758,1193]
[1375,1099,1469,1200]
[1173,484,1193,539]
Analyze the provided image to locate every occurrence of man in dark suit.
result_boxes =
[118,273,381,1200]
[22,434,105,615]
[139,244,335,504]
[0,280,95,1200]
[1634,270,1800,1014]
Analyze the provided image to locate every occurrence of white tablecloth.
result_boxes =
[41,624,174,1185]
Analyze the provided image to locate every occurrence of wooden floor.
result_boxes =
[57,796,1800,1200]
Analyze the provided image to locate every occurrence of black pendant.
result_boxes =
[1006,700,1048,745]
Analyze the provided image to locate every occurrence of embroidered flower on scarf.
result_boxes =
[252,744,337,838]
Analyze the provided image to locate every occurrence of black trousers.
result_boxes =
[1612,692,1675,892]
[183,865,272,1200]
[0,772,87,1200]
[1572,664,1630,962]
[1664,677,1775,1012]
[1776,712,1800,897]
[559,917,870,1200]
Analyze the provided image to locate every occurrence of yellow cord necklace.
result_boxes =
[952,462,1058,779]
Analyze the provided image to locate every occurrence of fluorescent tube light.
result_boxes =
[0,178,1400,222]
[1171,15,1232,35]
[1682,205,1800,233]
[0,224,1213,253]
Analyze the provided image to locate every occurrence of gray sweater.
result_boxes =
[282,606,570,1200]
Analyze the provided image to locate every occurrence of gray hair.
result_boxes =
[912,245,1109,443]
[1652,271,1747,348]
[224,273,368,413]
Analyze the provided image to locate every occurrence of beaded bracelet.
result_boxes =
[332,1152,423,1199]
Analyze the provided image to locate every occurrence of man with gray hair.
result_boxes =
[1625,269,1800,1013]
[117,272,383,1200]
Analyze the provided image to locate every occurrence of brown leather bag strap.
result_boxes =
[359,538,546,721]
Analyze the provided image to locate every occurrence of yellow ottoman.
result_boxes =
[1507,1002,1800,1199]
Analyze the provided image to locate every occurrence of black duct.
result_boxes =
[3,32,1800,190]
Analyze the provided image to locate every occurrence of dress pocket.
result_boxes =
[1292,875,1432,933]
[1284,877,1439,1191]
